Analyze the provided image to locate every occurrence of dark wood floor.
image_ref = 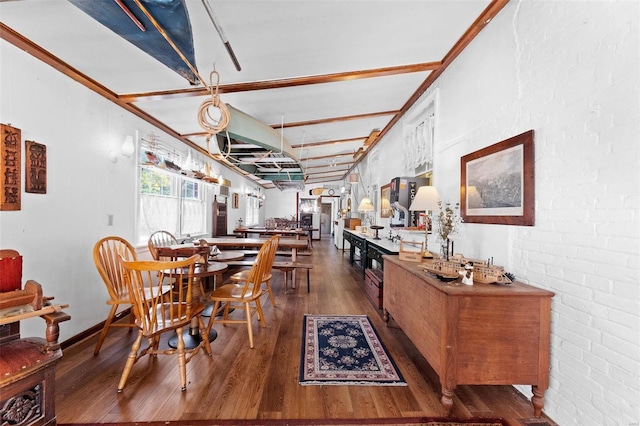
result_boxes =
[55,235,556,425]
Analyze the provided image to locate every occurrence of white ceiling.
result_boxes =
[0,0,506,188]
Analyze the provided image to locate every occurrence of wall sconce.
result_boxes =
[108,149,119,164]
[121,135,135,157]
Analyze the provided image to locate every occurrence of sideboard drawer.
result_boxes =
[364,268,383,309]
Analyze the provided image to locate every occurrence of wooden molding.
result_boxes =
[118,62,441,102]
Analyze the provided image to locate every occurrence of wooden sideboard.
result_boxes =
[382,255,554,417]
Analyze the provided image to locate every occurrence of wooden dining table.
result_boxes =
[159,237,309,292]
[232,228,317,247]
[232,227,311,238]
[208,237,308,258]
[158,237,310,348]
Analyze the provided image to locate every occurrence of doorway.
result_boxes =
[320,203,332,238]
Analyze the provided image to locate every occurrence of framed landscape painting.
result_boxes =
[460,130,534,226]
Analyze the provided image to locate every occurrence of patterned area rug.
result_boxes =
[299,314,406,385]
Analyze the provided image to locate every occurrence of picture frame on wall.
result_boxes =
[0,123,21,210]
[460,130,534,226]
[380,183,393,218]
[25,140,47,194]
[232,192,239,209]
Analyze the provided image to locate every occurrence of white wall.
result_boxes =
[0,40,258,341]
[363,2,639,425]
[263,188,298,221]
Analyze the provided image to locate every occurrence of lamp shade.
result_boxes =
[357,196,374,212]
[409,186,440,211]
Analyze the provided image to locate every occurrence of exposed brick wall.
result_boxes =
[366,1,639,425]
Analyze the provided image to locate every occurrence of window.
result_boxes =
[245,195,259,227]
[404,89,437,175]
[137,166,207,245]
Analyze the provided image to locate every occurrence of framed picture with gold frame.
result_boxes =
[232,192,239,209]
[380,183,393,218]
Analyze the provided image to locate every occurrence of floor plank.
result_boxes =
[55,236,557,425]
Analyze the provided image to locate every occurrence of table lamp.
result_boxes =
[408,186,440,258]
[357,196,374,226]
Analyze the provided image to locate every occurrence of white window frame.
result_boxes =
[404,89,438,175]
[245,196,260,227]
[136,165,208,245]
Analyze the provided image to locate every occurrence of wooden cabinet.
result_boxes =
[212,195,227,237]
[383,255,554,417]
[0,284,70,426]
[1,338,61,426]
[364,268,383,309]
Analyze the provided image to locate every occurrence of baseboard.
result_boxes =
[60,308,131,350]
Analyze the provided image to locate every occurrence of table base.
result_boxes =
[168,327,218,349]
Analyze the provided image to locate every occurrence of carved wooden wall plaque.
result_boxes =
[25,140,46,194]
[1,124,21,210]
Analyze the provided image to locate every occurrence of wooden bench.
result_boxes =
[240,250,312,257]
[225,260,313,293]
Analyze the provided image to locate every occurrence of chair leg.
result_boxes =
[245,302,254,349]
[197,315,212,356]
[265,278,276,306]
[205,301,222,334]
[117,330,143,392]
[255,298,266,328]
[176,326,187,391]
[223,302,231,320]
[94,304,119,355]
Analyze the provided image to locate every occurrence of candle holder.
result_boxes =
[370,225,384,240]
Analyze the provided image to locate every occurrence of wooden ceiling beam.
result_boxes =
[291,137,363,149]
[305,173,350,180]
[306,167,349,176]
[118,62,440,102]
[305,152,354,161]
[305,161,353,170]
[271,110,399,129]
[305,176,347,184]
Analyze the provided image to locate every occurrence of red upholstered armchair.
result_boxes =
[0,249,22,292]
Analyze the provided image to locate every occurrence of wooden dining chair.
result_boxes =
[92,236,139,355]
[204,235,279,348]
[118,254,212,393]
[148,230,178,261]
[226,236,279,306]
[93,236,175,355]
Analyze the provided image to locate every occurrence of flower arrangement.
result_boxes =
[436,201,462,242]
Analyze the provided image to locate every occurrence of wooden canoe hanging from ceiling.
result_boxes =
[69,0,199,84]
[214,104,306,188]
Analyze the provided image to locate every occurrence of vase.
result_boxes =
[440,238,453,261]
